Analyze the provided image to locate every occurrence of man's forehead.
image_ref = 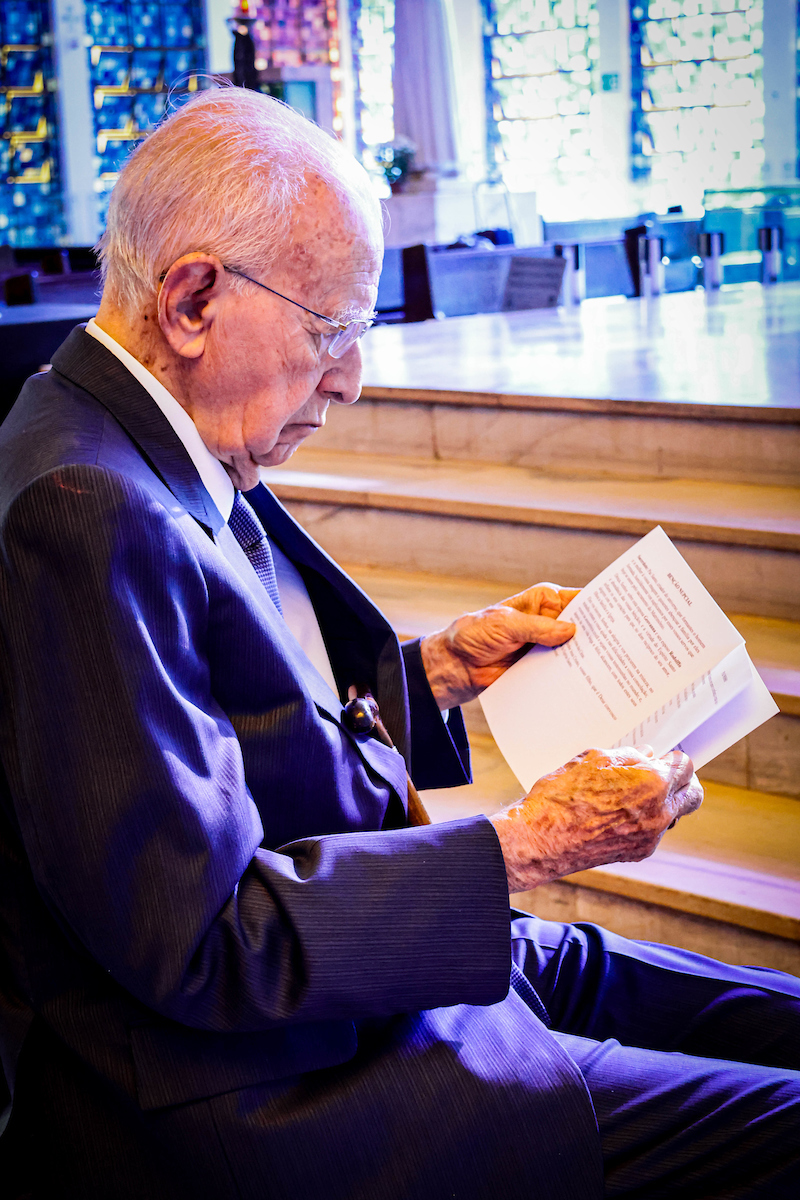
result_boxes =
[284,181,382,278]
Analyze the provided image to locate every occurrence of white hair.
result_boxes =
[98,86,381,313]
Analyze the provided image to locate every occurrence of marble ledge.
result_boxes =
[359,385,800,424]
[270,479,800,552]
[562,852,800,942]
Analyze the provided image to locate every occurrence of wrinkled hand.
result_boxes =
[490,746,703,894]
[420,583,580,710]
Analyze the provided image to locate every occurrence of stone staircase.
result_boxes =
[265,378,800,972]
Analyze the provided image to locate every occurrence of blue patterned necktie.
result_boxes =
[228,492,283,615]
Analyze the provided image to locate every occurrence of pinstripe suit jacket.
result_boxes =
[0,328,601,1199]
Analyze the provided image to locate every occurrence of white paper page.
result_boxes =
[611,642,753,760]
[678,660,779,770]
[479,527,744,790]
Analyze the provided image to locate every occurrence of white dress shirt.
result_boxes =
[85,318,339,697]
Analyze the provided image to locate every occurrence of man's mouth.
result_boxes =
[282,421,323,436]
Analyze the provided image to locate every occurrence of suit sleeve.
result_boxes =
[0,465,511,1032]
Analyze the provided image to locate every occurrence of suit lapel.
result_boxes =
[246,483,412,760]
[51,325,224,537]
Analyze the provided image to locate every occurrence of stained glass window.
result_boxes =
[0,1,65,245]
[248,1,338,70]
[349,0,394,170]
[482,0,600,198]
[630,0,764,206]
[85,1,207,226]
[244,1,343,133]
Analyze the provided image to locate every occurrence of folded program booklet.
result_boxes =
[479,526,778,792]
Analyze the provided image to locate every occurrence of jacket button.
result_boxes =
[343,695,379,733]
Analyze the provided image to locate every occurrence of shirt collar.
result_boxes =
[85,318,235,522]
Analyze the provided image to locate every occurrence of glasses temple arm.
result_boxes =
[223,266,347,330]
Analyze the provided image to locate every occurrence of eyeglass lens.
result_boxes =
[326,321,371,360]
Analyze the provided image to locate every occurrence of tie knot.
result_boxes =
[229,491,267,550]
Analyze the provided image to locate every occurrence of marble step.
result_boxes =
[419,733,800,975]
[315,387,800,488]
[268,449,800,620]
[354,290,800,487]
[343,562,800,801]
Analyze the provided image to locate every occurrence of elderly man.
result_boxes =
[0,89,798,1199]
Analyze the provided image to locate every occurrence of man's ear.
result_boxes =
[158,253,226,359]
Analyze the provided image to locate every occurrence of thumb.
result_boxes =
[515,612,576,647]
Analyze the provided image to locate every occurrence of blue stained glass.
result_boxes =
[163,48,196,82]
[162,3,196,47]
[482,0,600,194]
[85,2,131,47]
[133,4,164,48]
[94,95,135,129]
[97,141,138,176]
[0,0,64,245]
[165,88,197,114]
[629,1,764,200]
[9,138,50,174]
[797,4,800,181]
[93,51,132,88]
[5,95,48,133]
[2,51,42,89]
[1,1,43,45]
[130,51,164,90]
[6,184,61,244]
[134,92,167,127]
[86,1,208,226]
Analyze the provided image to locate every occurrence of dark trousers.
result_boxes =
[6,918,799,1199]
[512,913,800,1198]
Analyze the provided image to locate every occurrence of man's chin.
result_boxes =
[220,432,309,488]
[259,429,316,470]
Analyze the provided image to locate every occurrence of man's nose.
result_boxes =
[319,341,363,406]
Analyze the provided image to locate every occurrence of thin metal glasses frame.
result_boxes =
[223,265,375,358]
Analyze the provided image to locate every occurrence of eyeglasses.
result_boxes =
[223,266,375,359]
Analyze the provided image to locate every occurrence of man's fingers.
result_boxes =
[603,744,653,766]
[503,587,560,616]
[661,749,694,795]
[503,582,580,618]
[616,747,693,799]
[515,613,576,646]
[673,774,704,818]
